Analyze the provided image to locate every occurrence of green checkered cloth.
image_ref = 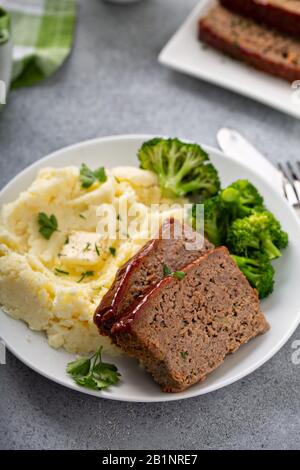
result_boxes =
[0,0,76,88]
[0,7,10,45]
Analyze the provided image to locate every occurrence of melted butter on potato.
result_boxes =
[59,231,108,270]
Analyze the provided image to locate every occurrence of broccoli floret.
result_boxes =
[220,179,264,219]
[138,138,220,199]
[202,197,222,246]
[231,254,274,299]
[192,179,265,246]
[227,211,288,260]
[194,196,228,246]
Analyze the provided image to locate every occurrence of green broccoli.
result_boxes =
[227,211,288,260]
[202,197,222,246]
[220,179,264,219]
[195,196,227,246]
[138,138,220,199]
[231,254,274,299]
[192,179,265,246]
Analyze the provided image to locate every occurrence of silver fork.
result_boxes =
[277,162,300,210]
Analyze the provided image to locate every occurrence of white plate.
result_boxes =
[159,0,300,119]
[1,134,300,402]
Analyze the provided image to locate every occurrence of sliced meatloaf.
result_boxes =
[111,247,269,393]
[220,0,300,37]
[199,5,300,82]
[94,218,213,335]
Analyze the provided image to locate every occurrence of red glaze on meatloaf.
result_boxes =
[94,218,213,335]
[111,247,269,393]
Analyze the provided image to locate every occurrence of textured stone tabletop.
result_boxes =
[0,0,299,450]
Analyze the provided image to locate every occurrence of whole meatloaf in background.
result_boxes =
[220,0,300,37]
[199,5,300,82]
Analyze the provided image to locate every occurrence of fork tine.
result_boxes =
[277,163,299,206]
[286,161,299,179]
[286,161,300,202]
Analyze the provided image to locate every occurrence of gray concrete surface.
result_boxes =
[0,0,299,450]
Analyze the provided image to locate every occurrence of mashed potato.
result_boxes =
[0,165,185,354]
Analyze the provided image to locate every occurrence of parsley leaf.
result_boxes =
[173,271,186,280]
[80,163,107,189]
[54,268,69,276]
[66,347,120,391]
[95,243,100,256]
[74,375,99,390]
[38,212,59,240]
[180,351,188,360]
[93,166,107,183]
[66,357,91,377]
[94,362,120,385]
[109,246,116,257]
[83,242,91,253]
[77,270,94,283]
[163,264,172,277]
[163,265,185,280]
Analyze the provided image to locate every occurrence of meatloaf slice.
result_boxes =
[94,218,213,335]
[199,6,300,82]
[220,0,300,37]
[111,247,269,393]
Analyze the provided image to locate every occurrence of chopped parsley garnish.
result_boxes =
[64,235,69,245]
[163,265,185,280]
[163,264,172,277]
[79,213,86,219]
[95,243,100,256]
[180,351,188,360]
[80,163,107,189]
[77,270,94,283]
[66,347,120,391]
[173,271,186,280]
[109,246,116,257]
[92,286,102,293]
[54,268,69,276]
[83,242,91,253]
[37,212,59,240]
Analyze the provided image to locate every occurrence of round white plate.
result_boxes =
[1,135,300,402]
